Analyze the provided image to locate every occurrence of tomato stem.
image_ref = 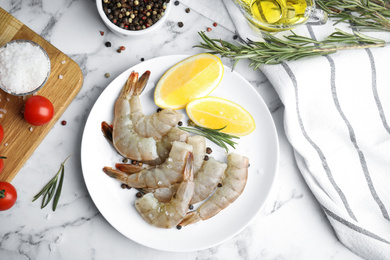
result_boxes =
[0,189,5,198]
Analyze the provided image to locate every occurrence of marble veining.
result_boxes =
[0,0,363,259]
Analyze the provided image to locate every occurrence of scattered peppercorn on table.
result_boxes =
[0,1,360,260]
[0,7,83,182]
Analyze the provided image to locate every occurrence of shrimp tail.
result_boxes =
[101,121,113,143]
[102,167,130,184]
[183,152,194,182]
[115,162,149,174]
[120,71,138,99]
[134,70,150,95]
[179,211,202,226]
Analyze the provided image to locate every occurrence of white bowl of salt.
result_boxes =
[0,40,51,96]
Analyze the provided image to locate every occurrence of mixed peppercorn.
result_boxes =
[102,0,170,31]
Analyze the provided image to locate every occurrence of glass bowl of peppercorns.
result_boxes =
[97,0,171,38]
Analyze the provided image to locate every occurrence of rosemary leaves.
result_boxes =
[196,29,385,68]
[179,125,239,152]
[33,155,71,211]
[317,0,390,32]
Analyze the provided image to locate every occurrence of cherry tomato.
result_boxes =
[0,124,3,144]
[0,181,17,211]
[24,96,54,126]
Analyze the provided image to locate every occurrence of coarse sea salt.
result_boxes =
[0,41,50,95]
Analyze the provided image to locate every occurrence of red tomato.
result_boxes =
[24,96,54,126]
[0,181,17,211]
[0,124,3,144]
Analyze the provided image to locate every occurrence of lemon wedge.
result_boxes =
[186,96,256,136]
[154,53,224,110]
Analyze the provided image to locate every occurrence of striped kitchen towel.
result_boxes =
[222,0,390,259]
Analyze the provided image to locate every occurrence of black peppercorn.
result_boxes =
[136,192,143,198]
[121,184,131,189]
[105,41,112,47]
[206,147,212,154]
[178,21,183,28]
[102,0,169,31]
[189,204,194,210]
[176,225,182,230]
[174,0,179,6]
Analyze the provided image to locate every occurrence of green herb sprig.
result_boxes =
[179,125,239,152]
[317,0,390,31]
[197,30,385,68]
[33,155,71,211]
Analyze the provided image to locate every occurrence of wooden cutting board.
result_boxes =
[0,8,83,182]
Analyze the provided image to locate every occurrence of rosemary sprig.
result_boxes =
[317,0,390,31]
[179,125,239,152]
[33,155,71,211]
[196,29,385,68]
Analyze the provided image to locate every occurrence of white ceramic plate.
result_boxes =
[81,55,279,252]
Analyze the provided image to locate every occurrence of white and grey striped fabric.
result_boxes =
[223,0,390,259]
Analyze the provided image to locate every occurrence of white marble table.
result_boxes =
[0,0,362,259]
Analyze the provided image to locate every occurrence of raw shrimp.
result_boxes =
[114,127,189,173]
[112,71,157,161]
[139,157,227,204]
[190,157,227,204]
[135,153,195,229]
[112,71,183,161]
[130,71,182,139]
[140,183,180,203]
[187,135,206,174]
[104,124,188,170]
[115,130,203,172]
[179,153,249,226]
[142,127,189,166]
[140,132,203,167]
[102,120,149,173]
[103,141,193,189]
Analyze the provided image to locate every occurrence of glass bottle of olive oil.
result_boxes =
[234,0,313,31]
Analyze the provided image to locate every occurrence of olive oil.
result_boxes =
[234,0,312,31]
